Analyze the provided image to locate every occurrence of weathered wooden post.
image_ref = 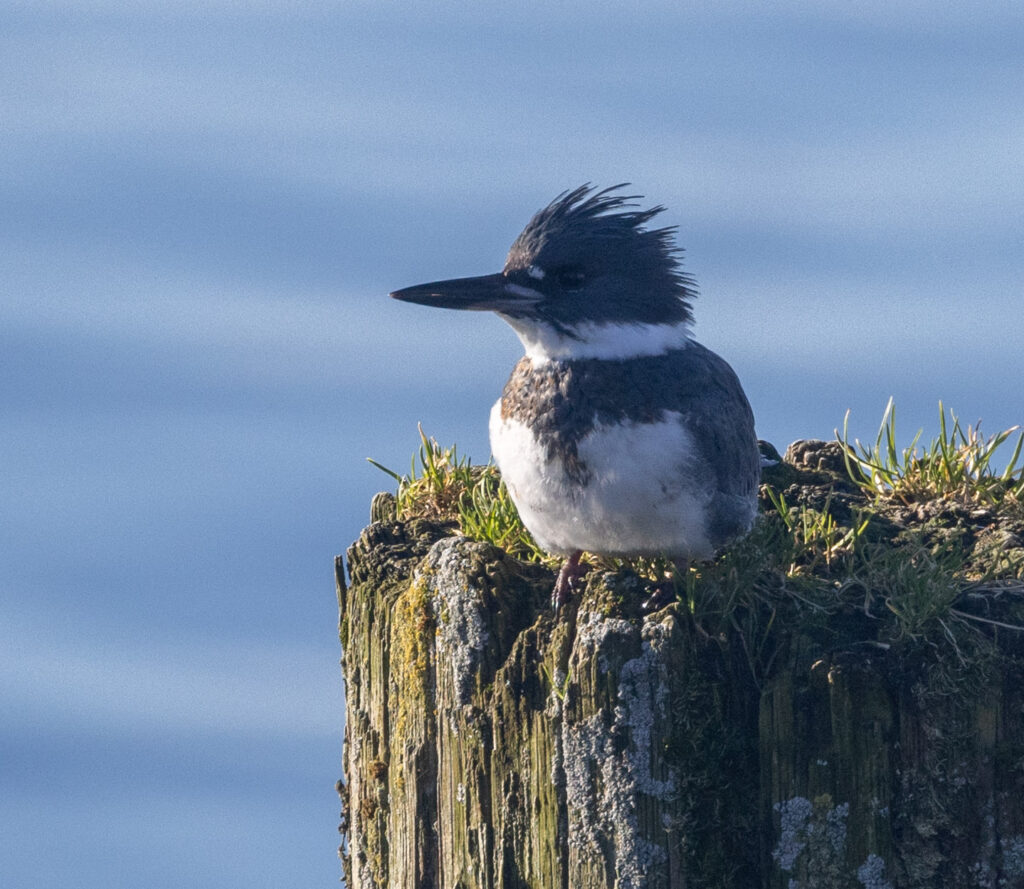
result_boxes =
[337,443,1024,888]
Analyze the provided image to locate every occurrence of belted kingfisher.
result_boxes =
[391,184,760,608]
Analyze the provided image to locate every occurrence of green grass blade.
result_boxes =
[366,457,403,482]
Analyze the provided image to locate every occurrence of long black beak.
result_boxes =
[390,272,542,313]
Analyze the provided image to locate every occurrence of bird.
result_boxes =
[390,184,760,609]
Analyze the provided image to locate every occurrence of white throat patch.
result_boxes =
[496,316,693,364]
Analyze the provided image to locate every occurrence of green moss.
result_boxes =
[368,405,1024,676]
[390,574,435,753]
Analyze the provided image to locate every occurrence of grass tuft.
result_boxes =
[368,425,552,565]
[369,403,1024,671]
[456,464,552,564]
[853,536,965,641]
[839,397,1024,506]
[367,424,477,521]
[764,488,869,576]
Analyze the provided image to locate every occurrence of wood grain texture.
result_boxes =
[337,517,1024,888]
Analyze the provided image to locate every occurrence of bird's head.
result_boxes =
[390,184,696,362]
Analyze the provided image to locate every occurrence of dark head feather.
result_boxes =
[503,184,695,328]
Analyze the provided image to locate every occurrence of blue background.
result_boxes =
[2,2,1022,886]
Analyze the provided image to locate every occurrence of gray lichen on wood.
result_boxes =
[338,442,1024,888]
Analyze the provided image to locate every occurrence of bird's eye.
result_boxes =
[556,268,586,291]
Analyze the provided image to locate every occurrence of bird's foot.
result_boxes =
[641,559,689,614]
[552,550,587,611]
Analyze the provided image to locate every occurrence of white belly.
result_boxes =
[488,402,715,559]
